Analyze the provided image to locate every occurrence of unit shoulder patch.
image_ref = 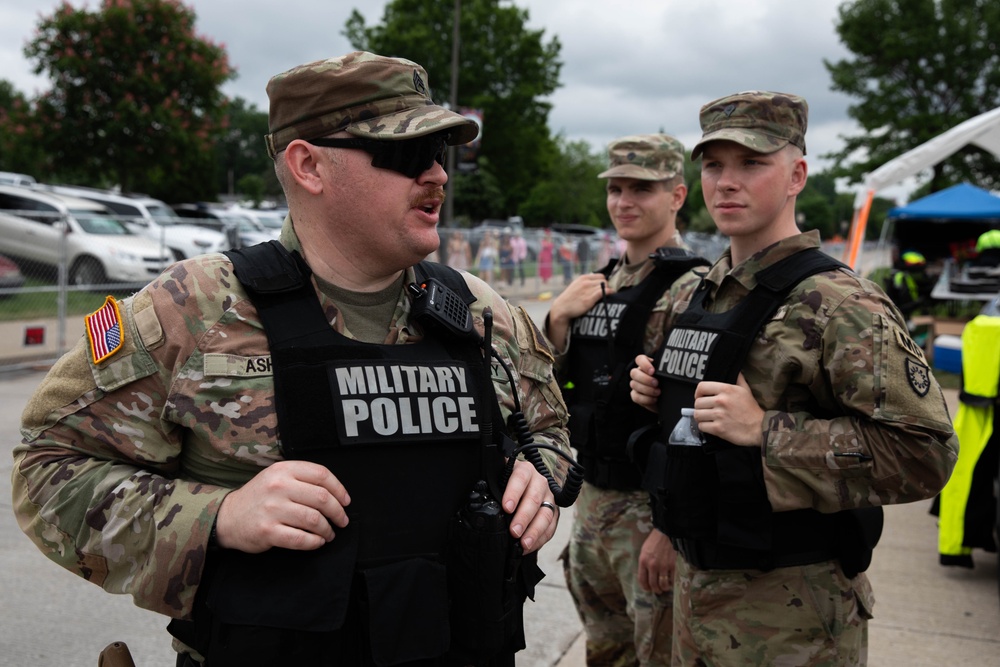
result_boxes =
[905,357,930,397]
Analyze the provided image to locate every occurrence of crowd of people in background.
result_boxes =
[435,226,627,291]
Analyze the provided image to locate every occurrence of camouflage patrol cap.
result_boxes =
[265,51,479,158]
[597,134,685,180]
[690,91,808,159]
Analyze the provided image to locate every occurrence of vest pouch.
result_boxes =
[711,441,773,552]
[660,442,718,539]
[358,557,450,666]
[205,525,359,633]
[446,505,518,663]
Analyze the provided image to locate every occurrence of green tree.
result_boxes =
[450,157,505,224]
[213,97,275,198]
[344,0,562,218]
[0,80,47,178]
[18,0,234,199]
[519,137,607,227]
[825,0,1000,191]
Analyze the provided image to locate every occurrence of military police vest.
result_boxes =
[561,248,708,490]
[647,249,881,573]
[168,241,518,667]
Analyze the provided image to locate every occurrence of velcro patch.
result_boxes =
[905,358,930,397]
[893,326,926,362]
[204,353,273,377]
[85,296,124,365]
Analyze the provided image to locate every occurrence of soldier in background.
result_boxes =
[630,91,958,665]
[546,134,707,666]
[12,51,570,667]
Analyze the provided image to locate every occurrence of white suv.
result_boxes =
[0,185,173,286]
[39,185,229,261]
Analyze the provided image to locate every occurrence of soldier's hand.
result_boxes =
[629,354,660,413]
[638,529,676,594]
[693,373,764,447]
[545,273,613,353]
[501,459,559,554]
[214,460,351,553]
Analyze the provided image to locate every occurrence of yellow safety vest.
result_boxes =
[938,314,1000,558]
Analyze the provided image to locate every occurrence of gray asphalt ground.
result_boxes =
[1,275,998,665]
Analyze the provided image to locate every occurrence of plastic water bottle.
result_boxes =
[668,407,703,446]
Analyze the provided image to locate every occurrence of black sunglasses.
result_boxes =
[305,132,450,178]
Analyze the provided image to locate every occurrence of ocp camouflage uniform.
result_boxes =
[11,221,570,657]
[560,244,686,667]
[660,231,958,666]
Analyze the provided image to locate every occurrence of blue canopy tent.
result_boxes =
[885,183,1000,263]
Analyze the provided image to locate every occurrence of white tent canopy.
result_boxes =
[843,106,1000,268]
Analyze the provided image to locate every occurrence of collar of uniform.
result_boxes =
[708,230,822,293]
[279,215,304,254]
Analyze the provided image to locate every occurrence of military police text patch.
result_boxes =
[328,360,480,445]
[85,296,124,365]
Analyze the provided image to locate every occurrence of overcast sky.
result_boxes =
[0,0,914,201]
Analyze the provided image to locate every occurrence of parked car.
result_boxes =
[38,185,229,261]
[0,171,37,187]
[225,205,284,239]
[0,253,26,295]
[0,185,173,286]
[173,203,275,248]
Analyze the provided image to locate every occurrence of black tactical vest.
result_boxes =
[169,241,532,667]
[646,248,883,574]
[561,248,708,490]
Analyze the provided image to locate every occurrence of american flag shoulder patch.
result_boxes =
[85,296,124,364]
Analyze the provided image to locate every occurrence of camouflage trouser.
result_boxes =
[562,483,673,666]
[672,555,876,666]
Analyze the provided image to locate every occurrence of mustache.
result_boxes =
[412,186,446,208]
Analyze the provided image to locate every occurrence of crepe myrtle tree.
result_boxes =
[21,0,234,199]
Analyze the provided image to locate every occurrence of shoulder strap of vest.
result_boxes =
[224,240,334,349]
[595,257,618,279]
[754,247,849,295]
[614,247,710,353]
[690,247,848,387]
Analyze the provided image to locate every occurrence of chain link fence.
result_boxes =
[0,207,212,372]
[0,217,879,373]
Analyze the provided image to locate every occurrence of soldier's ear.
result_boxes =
[284,140,325,195]
[788,153,808,197]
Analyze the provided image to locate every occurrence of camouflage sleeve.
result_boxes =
[11,262,234,620]
[760,279,959,513]
[464,277,571,483]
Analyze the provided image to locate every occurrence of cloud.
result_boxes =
[0,0,869,176]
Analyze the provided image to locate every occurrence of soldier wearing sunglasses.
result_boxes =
[13,51,571,667]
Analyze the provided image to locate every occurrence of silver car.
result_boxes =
[38,185,229,261]
[0,185,173,285]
